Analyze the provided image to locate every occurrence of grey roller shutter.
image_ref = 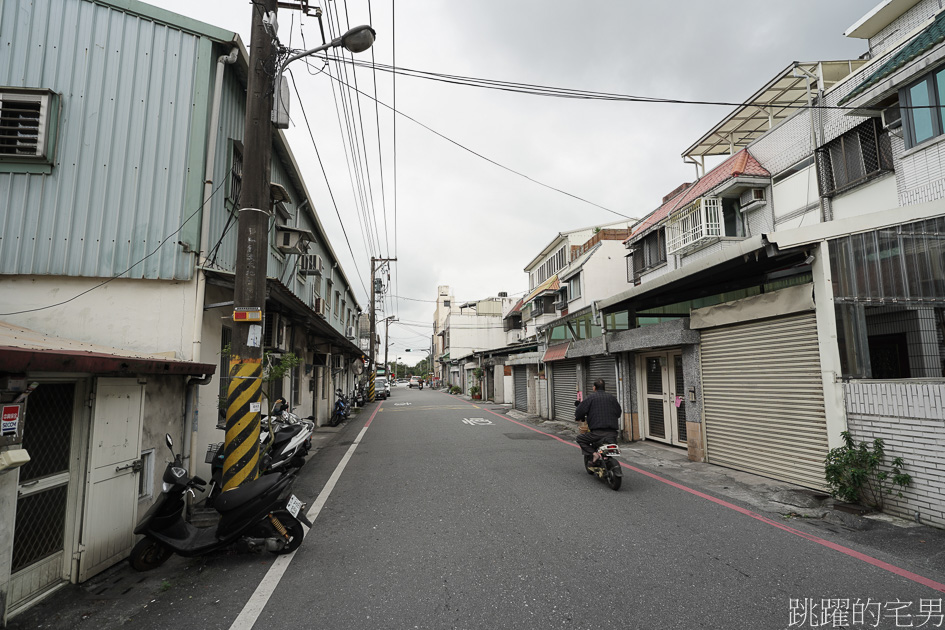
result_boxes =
[552,360,579,421]
[585,356,617,394]
[514,367,528,412]
[700,312,828,489]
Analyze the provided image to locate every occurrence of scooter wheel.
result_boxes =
[269,510,305,555]
[129,536,173,571]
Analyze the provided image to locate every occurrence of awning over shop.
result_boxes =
[542,342,570,362]
[0,321,216,376]
[523,275,560,304]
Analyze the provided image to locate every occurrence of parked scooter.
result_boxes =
[328,389,351,427]
[129,434,311,571]
[204,399,313,506]
[259,398,314,472]
[353,383,365,408]
[583,443,623,491]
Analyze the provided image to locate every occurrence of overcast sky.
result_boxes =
[153,0,878,365]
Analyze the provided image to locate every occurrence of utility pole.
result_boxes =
[368,256,396,401]
[383,316,397,383]
[223,0,278,492]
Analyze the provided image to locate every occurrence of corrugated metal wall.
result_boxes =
[0,0,207,280]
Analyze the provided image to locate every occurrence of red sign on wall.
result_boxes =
[1,404,21,437]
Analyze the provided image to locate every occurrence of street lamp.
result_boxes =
[281,25,377,69]
[224,5,377,493]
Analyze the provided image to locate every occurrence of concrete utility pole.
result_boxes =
[368,256,396,401]
[223,0,278,492]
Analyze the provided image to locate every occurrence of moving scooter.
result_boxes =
[129,434,312,571]
[583,443,623,491]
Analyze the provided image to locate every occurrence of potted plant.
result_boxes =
[470,385,481,400]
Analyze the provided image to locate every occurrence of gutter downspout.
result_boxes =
[186,47,238,482]
[793,64,829,223]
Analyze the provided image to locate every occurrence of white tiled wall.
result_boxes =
[844,381,945,528]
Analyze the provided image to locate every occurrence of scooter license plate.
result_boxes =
[286,494,303,519]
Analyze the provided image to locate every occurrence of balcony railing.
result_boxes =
[666,197,722,255]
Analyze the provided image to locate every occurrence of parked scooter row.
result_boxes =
[204,398,314,507]
[129,434,311,571]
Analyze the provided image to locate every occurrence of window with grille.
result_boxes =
[666,197,723,255]
[0,89,57,163]
[816,118,892,197]
[629,228,667,284]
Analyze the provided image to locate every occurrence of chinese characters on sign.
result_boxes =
[789,598,944,628]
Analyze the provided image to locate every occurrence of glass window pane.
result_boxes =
[910,80,935,144]
[936,69,945,133]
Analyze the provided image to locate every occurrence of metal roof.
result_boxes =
[683,61,868,159]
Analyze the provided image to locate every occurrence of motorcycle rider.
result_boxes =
[574,379,622,465]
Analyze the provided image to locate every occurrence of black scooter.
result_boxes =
[129,434,312,571]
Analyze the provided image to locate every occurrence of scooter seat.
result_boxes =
[214,473,283,513]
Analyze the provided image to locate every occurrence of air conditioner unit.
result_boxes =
[275,226,315,255]
[739,187,766,210]
[314,297,327,318]
[881,104,902,130]
[262,314,287,350]
[345,326,356,339]
[300,254,324,276]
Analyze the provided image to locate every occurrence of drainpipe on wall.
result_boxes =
[186,47,238,480]
[182,372,214,516]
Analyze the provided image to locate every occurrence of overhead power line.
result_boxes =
[302,58,633,220]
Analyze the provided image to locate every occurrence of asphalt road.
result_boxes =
[15,387,943,630]
[238,387,945,630]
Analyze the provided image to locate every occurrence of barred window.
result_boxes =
[629,228,667,284]
[229,141,243,207]
[816,118,893,198]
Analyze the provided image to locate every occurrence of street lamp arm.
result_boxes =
[280,24,376,71]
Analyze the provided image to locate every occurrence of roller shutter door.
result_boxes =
[585,356,617,393]
[700,312,828,489]
[514,367,528,412]
[552,360,579,421]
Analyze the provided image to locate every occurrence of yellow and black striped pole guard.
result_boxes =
[223,357,262,491]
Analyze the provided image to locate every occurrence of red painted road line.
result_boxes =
[364,400,382,428]
[447,393,945,594]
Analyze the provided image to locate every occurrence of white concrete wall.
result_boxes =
[772,164,820,229]
[844,381,945,528]
[831,174,899,220]
[0,276,198,359]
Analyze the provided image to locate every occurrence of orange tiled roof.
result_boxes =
[625,149,769,244]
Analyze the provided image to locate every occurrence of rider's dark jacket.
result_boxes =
[574,391,621,432]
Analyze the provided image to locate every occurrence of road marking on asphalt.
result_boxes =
[228,404,381,630]
[462,417,493,425]
[451,396,945,594]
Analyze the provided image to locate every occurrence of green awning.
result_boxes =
[839,10,945,105]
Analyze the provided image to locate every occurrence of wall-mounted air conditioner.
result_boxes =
[739,187,766,211]
[275,226,315,255]
[314,297,327,318]
[345,326,356,339]
[300,254,324,276]
[263,313,287,350]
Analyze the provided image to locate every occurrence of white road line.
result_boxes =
[228,424,371,630]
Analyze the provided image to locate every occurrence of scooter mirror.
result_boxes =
[165,433,174,448]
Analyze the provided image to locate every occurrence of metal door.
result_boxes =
[9,382,82,615]
[513,367,528,412]
[701,312,828,488]
[585,356,617,394]
[78,378,145,581]
[641,352,686,446]
[551,359,578,422]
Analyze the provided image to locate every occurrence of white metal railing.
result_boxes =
[666,197,723,255]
